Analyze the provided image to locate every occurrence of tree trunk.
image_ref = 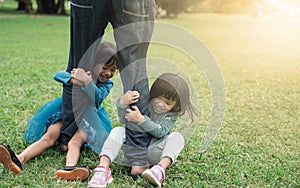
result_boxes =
[36,0,59,14]
[36,0,43,13]
[17,0,33,14]
[16,0,26,10]
[18,0,66,14]
[57,0,66,15]
[25,0,33,13]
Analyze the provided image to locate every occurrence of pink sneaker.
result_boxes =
[142,164,165,187]
[88,166,113,188]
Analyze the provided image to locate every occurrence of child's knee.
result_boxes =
[67,138,83,148]
[41,133,57,145]
[169,132,185,145]
[110,127,125,138]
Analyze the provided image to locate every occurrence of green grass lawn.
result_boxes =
[1,2,300,187]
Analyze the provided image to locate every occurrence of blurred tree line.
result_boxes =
[15,0,262,16]
[16,0,65,14]
[156,0,194,17]
[157,0,262,17]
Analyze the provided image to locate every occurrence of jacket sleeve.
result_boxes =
[81,80,113,108]
[138,114,178,138]
[53,71,72,86]
[116,99,128,125]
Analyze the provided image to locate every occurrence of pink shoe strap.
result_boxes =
[95,166,109,172]
[156,163,166,178]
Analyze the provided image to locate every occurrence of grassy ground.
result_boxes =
[0,1,300,187]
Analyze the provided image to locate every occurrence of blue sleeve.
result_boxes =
[81,80,113,108]
[53,71,72,86]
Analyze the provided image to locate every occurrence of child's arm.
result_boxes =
[81,80,113,108]
[139,114,178,138]
[68,68,113,107]
[53,71,73,86]
[54,70,84,86]
[116,99,128,125]
[116,91,140,125]
[125,106,178,138]
[70,68,92,86]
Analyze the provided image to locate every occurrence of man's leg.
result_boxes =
[110,0,156,171]
[61,0,110,145]
[61,85,90,146]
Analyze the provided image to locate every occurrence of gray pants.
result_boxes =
[100,127,185,166]
[62,0,156,165]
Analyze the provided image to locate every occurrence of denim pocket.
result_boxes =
[121,0,151,23]
[70,0,95,22]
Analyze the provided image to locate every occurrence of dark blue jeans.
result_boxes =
[61,0,156,166]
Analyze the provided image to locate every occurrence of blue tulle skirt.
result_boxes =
[24,97,62,144]
[23,96,112,154]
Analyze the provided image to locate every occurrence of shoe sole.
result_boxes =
[142,169,161,187]
[56,167,89,181]
[0,145,21,174]
[88,177,113,188]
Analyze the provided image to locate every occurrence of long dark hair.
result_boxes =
[149,73,198,120]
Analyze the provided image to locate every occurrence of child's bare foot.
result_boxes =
[0,144,23,174]
[59,143,68,154]
[130,164,150,180]
[131,165,149,174]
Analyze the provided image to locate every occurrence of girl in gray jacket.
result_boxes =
[88,73,197,188]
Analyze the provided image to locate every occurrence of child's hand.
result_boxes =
[119,90,140,105]
[125,106,145,123]
[71,68,92,86]
[70,77,84,85]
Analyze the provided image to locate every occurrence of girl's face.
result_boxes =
[151,95,177,114]
[94,60,117,83]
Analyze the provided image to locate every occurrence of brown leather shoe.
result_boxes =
[0,144,23,174]
[56,166,90,181]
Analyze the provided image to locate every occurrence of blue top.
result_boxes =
[24,71,113,154]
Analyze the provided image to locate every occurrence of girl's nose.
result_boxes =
[104,70,111,77]
[154,100,165,109]
[157,101,164,108]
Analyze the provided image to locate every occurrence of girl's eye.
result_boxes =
[166,100,176,106]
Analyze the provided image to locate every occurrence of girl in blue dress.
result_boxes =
[0,42,117,181]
